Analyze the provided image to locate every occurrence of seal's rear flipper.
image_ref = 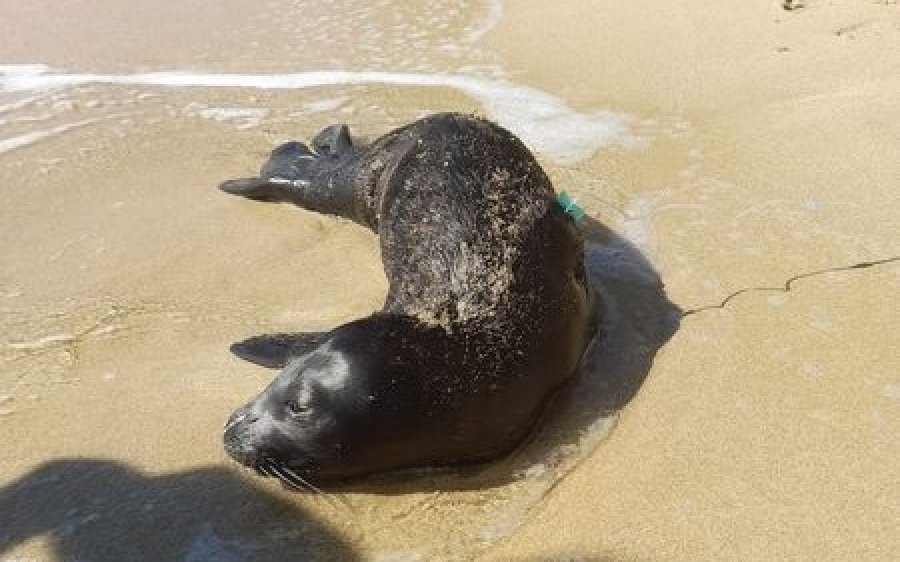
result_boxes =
[259,141,317,180]
[218,178,281,201]
[230,332,330,369]
[312,124,353,158]
[219,141,317,203]
[218,133,367,226]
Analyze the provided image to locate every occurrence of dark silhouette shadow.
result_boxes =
[0,459,361,562]
[324,213,681,494]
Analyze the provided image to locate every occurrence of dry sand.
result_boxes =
[1,0,897,560]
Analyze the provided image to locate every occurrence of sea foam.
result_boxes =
[0,65,641,164]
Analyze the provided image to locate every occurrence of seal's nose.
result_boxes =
[223,405,262,466]
[223,422,257,465]
[224,406,253,431]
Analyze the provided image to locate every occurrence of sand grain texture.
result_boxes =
[1,0,898,560]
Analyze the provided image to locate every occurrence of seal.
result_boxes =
[220,113,597,488]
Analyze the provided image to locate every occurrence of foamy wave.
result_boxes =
[1,65,641,163]
[0,64,52,78]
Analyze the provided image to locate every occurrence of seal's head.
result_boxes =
[223,318,436,487]
[224,346,369,485]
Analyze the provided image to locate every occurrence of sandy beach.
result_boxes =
[1,0,897,560]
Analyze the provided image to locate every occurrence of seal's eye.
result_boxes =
[285,399,311,418]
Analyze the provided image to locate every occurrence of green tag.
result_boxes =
[556,191,585,222]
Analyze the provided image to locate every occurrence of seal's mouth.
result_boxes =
[255,457,326,495]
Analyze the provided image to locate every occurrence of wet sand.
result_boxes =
[1,0,898,560]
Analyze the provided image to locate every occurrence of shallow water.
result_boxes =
[0,1,687,560]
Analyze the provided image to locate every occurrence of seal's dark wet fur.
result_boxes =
[220,113,597,485]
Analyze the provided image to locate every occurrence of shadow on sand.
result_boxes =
[0,459,361,562]
[563,215,682,413]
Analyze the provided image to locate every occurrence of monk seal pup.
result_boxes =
[220,113,598,487]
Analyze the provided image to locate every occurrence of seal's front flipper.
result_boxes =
[230,332,329,369]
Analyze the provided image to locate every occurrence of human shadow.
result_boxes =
[0,459,361,562]
[329,213,681,494]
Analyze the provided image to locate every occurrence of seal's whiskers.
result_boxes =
[265,458,354,511]
[265,460,307,491]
